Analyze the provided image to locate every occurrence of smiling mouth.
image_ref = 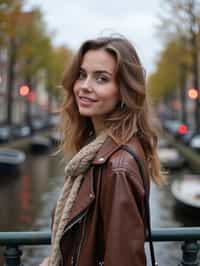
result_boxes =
[79,96,97,102]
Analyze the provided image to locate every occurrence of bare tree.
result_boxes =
[159,0,200,132]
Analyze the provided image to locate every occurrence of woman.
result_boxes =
[41,36,164,266]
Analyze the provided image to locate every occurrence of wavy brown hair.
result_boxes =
[60,36,165,184]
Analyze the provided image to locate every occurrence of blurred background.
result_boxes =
[0,0,200,265]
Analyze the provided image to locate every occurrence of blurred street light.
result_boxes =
[178,124,188,135]
[188,88,198,100]
[19,85,30,96]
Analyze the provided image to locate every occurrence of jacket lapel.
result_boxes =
[66,136,120,224]
[67,167,95,224]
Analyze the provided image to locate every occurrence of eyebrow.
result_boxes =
[80,67,113,76]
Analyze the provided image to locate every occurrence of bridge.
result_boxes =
[0,227,200,266]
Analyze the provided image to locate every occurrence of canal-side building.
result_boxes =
[0,47,8,123]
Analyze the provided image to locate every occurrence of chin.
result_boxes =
[78,107,93,117]
[79,110,93,117]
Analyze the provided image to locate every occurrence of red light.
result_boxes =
[19,85,30,96]
[188,88,198,100]
[178,124,188,135]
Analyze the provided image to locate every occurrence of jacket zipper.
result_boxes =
[74,209,88,266]
[59,209,88,266]
[60,245,64,266]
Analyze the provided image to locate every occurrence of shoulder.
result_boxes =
[107,147,139,173]
[93,135,147,178]
[95,137,147,199]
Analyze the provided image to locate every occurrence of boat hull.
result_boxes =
[30,137,51,153]
[0,162,22,176]
[0,149,26,176]
[171,175,200,217]
[158,147,186,170]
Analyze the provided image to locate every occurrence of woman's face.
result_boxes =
[73,49,120,129]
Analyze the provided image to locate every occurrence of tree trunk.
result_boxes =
[193,49,200,133]
[179,63,188,124]
[189,0,200,133]
[6,37,16,125]
[25,75,31,126]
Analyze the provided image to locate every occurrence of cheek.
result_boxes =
[73,84,76,94]
[73,84,78,97]
[72,85,79,106]
[109,88,120,103]
[101,84,119,99]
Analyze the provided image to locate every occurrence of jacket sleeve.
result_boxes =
[99,163,146,266]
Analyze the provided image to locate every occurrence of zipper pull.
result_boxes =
[71,256,74,266]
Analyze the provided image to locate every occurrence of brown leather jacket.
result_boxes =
[58,136,149,266]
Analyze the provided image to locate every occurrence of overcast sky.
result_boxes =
[25,0,163,74]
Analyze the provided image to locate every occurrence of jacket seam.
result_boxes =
[106,167,141,180]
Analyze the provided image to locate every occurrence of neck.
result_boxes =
[92,117,105,136]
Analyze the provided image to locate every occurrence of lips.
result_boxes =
[79,96,97,102]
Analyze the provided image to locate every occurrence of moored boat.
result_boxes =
[158,138,170,148]
[0,149,26,175]
[171,175,200,212]
[158,147,185,170]
[30,136,52,153]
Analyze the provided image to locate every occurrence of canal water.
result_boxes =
[0,147,199,265]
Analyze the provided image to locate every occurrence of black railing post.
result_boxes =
[4,246,23,266]
[179,240,199,266]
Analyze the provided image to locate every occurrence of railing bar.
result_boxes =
[0,232,50,245]
[0,227,200,245]
[151,227,200,242]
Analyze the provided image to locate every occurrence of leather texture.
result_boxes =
[56,135,149,266]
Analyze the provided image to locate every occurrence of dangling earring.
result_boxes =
[120,101,125,109]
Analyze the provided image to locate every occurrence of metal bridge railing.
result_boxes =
[0,227,200,266]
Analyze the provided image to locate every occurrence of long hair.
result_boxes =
[60,36,165,184]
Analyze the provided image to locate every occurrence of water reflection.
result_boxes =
[151,169,200,226]
[150,169,200,266]
[0,150,65,231]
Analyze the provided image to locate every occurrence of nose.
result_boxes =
[81,76,93,91]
